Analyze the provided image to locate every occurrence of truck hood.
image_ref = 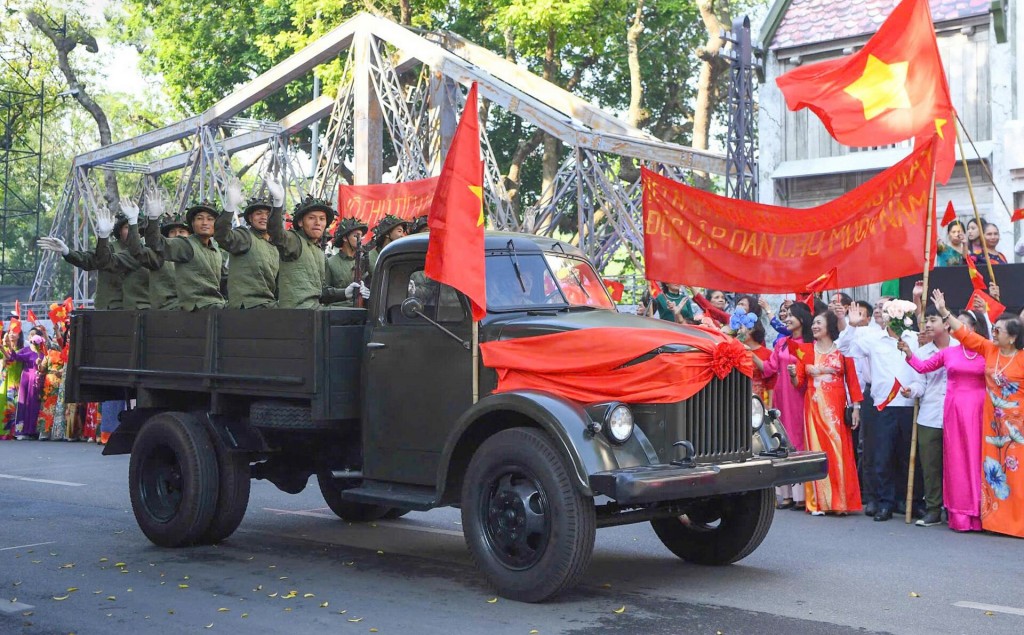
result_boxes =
[484,309,721,351]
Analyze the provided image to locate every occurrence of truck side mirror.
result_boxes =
[401,296,424,320]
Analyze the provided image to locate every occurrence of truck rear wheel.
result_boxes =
[461,428,595,603]
[129,412,219,548]
[196,427,251,545]
[317,473,391,522]
[650,488,775,565]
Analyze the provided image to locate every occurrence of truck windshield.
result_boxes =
[485,253,615,311]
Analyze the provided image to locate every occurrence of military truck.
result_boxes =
[67,232,826,602]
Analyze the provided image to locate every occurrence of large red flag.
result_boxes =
[424,83,487,321]
[775,0,954,183]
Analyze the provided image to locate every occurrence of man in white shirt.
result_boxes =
[847,301,877,515]
[898,307,953,527]
[837,308,925,522]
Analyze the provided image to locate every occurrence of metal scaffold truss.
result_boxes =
[32,11,727,302]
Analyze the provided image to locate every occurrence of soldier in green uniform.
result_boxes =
[124,193,187,310]
[37,207,127,310]
[215,180,280,309]
[368,214,409,275]
[99,204,150,310]
[142,198,226,311]
[324,217,370,307]
[268,187,334,309]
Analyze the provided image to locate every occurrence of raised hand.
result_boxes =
[989,281,1000,301]
[37,236,69,256]
[95,206,115,239]
[931,288,946,314]
[144,190,165,220]
[224,178,244,213]
[121,200,140,225]
[264,178,285,207]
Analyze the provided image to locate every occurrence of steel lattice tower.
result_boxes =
[723,16,758,201]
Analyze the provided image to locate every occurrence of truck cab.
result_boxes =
[67,231,826,602]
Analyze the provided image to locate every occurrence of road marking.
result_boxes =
[0,473,86,487]
[954,601,1024,617]
[0,600,35,615]
[0,541,57,552]
[262,508,463,537]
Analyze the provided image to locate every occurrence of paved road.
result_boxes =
[1,441,1021,635]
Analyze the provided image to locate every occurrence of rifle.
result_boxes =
[353,241,370,308]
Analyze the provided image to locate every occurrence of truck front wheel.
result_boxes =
[128,412,220,548]
[461,428,595,603]
[650,488,775,565]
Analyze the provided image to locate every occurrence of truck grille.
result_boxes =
[635,370,752,464]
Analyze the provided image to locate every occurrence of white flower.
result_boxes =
[904,317,913,326]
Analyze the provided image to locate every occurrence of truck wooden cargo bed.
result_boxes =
[67,308,367,421]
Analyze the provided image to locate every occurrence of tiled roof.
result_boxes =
[770,0,991,49]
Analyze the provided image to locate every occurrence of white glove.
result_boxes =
[37,236,70,256]
[95,206,115,239]
[359,282,370,300]
[224,178,244,213]
[121,200,140,225]
[145,191,164,220]
[264,178,285,207]
[344,282,361,300]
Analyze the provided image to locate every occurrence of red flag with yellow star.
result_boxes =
[964,253,986,291]
[775,0,954,183]
[805,267,838,294]
[425,82,487,321]
[876,378,903,411]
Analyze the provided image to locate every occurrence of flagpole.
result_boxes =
[954,111,1015,220]
[905,157,937,524]
[955,122,998,285]
[472,320,479,404]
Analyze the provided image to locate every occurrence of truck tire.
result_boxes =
[196,427,251,545]
[317,473,391,522]
[650,488,775,565]
[461,428,595,603]
[128,412,219,548]
[250,400,335,431]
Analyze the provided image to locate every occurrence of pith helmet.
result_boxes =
[185,200,219,227]
[371,214,409,249]
[409,215,429,234]
[160,212,191,237]
[292,195,336,229]
[332,217,369,247]
[242,196,274,222]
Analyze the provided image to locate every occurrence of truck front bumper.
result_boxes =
[589,451,827,504]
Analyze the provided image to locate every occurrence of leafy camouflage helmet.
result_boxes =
[332,217,369,247]
[160,211,191,237]
[291,195,336,229]
[242,196,274,222]
[409,215,429,235]
[185,200,219,227]
[371,214,409,249]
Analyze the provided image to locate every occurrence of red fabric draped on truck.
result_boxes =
[480,327,753,404]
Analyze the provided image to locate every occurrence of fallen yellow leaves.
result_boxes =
[178,584,189,589]
[241,613,249,618]
[114,562,126,568]
[530,631,539,634]
[303,593,315,598]
[106,596,116,601]
[909,592,920,598]
[99,558,108,563]
[60,563,74,569]
[320,601,329,608]
[486,598,498,604]
[52,595,70,601]
[613,606,626,614]
[268,593,278,598]
[67,587,78,593]
[217,608,230,612]
[348,617,363,623]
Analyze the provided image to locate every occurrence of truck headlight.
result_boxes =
[751,396,766,431]
[605,404,634,444]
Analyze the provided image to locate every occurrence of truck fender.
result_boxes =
[101,407,166,456]
[436,390,657,502]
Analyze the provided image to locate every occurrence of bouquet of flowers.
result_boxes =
[882,299,918,336]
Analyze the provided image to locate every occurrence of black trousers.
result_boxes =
[857,386,877,502]
[870,405,924,509]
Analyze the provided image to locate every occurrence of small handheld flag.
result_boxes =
[965,256,986,291]
[967,289,1006,323]
[26,309,37,324]
[603,279,625,302]
[1012,208,1024,222]
[940,201,956,227]
[877,378,903,411]
[786,338,808,361]
[806,267,838,294]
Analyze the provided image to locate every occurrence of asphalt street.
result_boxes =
[1,441,1021,635]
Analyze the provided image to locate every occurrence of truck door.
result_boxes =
[362,256,473,485]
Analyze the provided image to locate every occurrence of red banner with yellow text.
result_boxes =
[642,139,937,294]
[337,177,438,241]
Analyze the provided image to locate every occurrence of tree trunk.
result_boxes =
[619,0,647,184]
[26,10,121,209]
[540,27,560,208]
[399,0,411,24]
[693,0,730,190]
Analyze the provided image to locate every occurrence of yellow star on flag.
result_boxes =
[934,117,948,139]
[469,184,484,227]
[843,54,911,120]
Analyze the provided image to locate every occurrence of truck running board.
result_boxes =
[339,480,438,511]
